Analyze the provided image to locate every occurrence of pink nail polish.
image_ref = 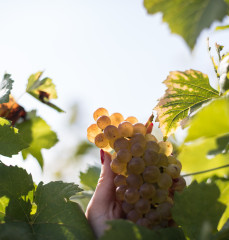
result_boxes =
[100,149,105,164]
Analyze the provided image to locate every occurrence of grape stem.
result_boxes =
[181,164,229,177]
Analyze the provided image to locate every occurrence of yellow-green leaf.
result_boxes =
[154,70,219,138]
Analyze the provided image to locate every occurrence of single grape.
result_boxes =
[125,116,138,124]
[126,174,143,189]
[143,149,159,166]
[114,175,127,187]
[93,108,109,121]
[110,113,124,127]
[96,115,111,130]
[117,149,132,163]
[171,177,186,192]
[156,202,173,220]
[145,133,158,142]
[140,183,156,199]
[143,166,160,183]
[145,209,160,224]
[146,141,160,152]
[104,125,120,140]
[110,158,127,174]
[122,202,134,214]
[128,157,145,174]
[127,209,142,223]
[135,198,150,214]
[116,185,127,201]
[158,141,173,156]
[124,188,140,204]
[175,159,182,169]
[114,137,130,152]
[157,173,172,189]
[111,152,117,160]
[87,124,102,143]
[165,164,181,178]
[130,133,146,145]
[94,133,109,148]
[152,189,168,204]
[167,155,177,164]
[118,121,134,138]
[131,142,145,157]
[136,218,151,228]
[157,153,169,167]
[133,123,147,135]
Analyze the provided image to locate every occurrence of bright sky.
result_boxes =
[0,0,228,183]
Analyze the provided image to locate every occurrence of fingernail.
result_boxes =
[100,149,105,165]
[150,123,154,127]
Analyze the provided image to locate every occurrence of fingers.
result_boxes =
[146,122,154,134]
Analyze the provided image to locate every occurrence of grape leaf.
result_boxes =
[215,25,229,31]
[0,118,29,157]
[154,70,219,138]
[16,116,58,169]
[144,0,228,49]
[0,197,9,222]
[214,220,229,240]
[218,54,229,94]
[208,134,229,156]
[100,220,186,240]
[172,181,226,240]
[75,141,94,157]
[80,166,100,190]
[26,71,64,113]
[0,74,13,104]
[179,137,229,181]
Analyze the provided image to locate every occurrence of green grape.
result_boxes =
[114,175,127,187]
[156,202,173,220]
[135,198,150,214]
[176,159,182,169]
[143,149,159,166]
[128,157,145,174]
[133,123,147,135]
[127,209,142,223]
[143,166,160,183]
[93,107,109,121]
[130,133,146,145]
[157,173,172,189]
[110,158,127,174]
[118,121,134,138]
[131,142,145,157]
[145,133,158,142]
[87,124,102,143]
[125,116,138,124]
[122,202,134,214]
[126,174,143,189]
[110,113,124,127]
[140,183,156,199]
[158,141,173,156]
[124,188,140,204]
[94,133,109,148]
[152,189,168,204]
[146,141,160,152]
[167,155,177,164]
[116,185,127,201]
[157,153,169,167]
[145,209,160,224]
[117,149,132,163]
[136,218,151,227]
[96,115,111,130]
[165,164,181,178]
[104,125,120,141]
[171,177,186,192]
[114,137,130,152]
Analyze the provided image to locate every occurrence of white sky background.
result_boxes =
[0,0,229,184]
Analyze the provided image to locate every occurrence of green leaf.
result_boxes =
[100,220,186,240]
[218,54,229,94]
[172,181,226,240]
[80,166,100,190]
[75,141,94,157]
[0,197,9,222]
[214,220,229,240]
[154,70,219,138]
[26,71,64,113]
[215,25,229,31]
[185,97,229,142]
[0,118,29,157]
[144,0,229,49]
[17,117,58,168]
[208,134,229,156]
[179,137,229,181]
[0,74,14,104]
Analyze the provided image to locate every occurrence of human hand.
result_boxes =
[85,150,123,238]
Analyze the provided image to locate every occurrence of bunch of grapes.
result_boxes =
[87,107,186,229]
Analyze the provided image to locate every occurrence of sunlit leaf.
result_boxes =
[215,25,229,31]
[144,0,228,49]
[172,181,226,240]
[154,70,219,138]
[208,134,229,156]
[214,220,229,240]
[0,197,9,222]
[0,74,14,104]
[80,166,100,190]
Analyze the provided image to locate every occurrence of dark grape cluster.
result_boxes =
[87,107,186,229]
